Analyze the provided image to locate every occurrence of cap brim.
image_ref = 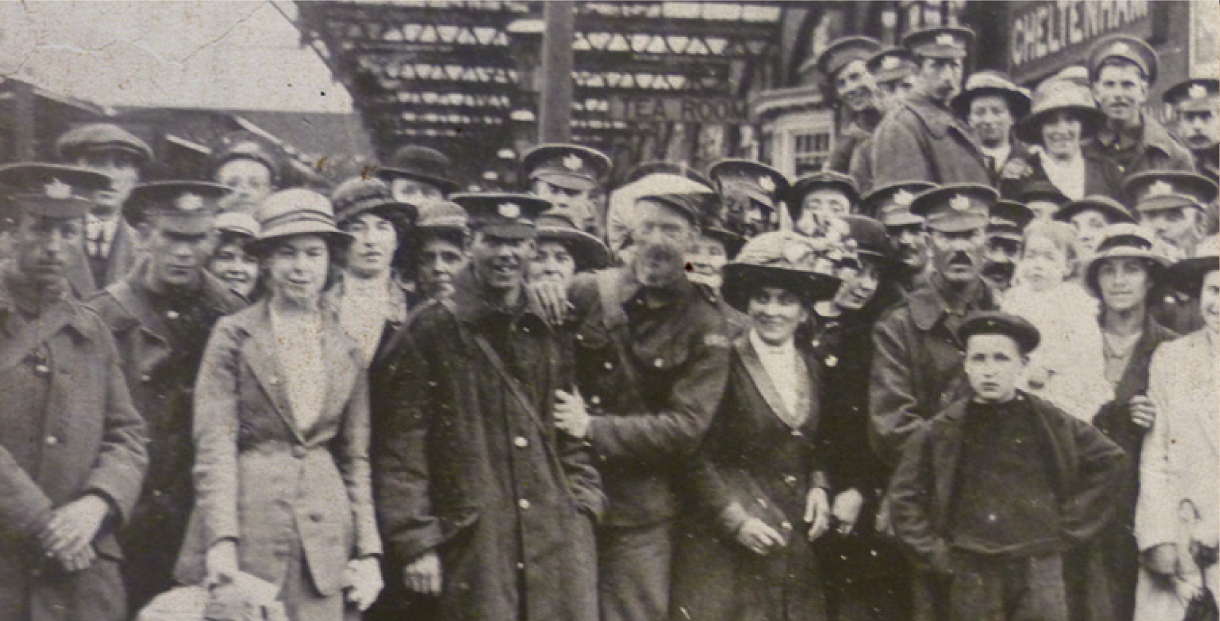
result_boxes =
[924,214,989,233]
[533,171,598,192]
[473,223,537,239]
[376,168,460,194]
[537,228,611,269]
[1053,202,1135,224]
[879,213,926,227]
[1136,195,1204,213]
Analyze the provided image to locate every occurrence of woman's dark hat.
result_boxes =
[331,176,418,227]
[1166,234,1219,296]
[536,209,610,271]
[721,231,843,312]
[376,145,460,194]
[1053,195,1135,225]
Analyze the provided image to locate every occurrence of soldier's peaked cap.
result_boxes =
[0,163,111,221]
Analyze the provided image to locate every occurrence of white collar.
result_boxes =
[749,329,795,358]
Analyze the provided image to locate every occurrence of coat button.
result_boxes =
[44,436,59,446]
[653,358,664,368]
[517,562,525,570]
[518,499,531,510]
[757,498,768,508]
[575,333,584,342]
[791,429,803,438]
[292,445,307,459]
[166,310,179,320]
[590,395,601,406]
[152,490,163,498]
[783,475,797,486]
[141,374,152,383]
[603,361,613,370]
[521,326,530,333]
[513,436,529,448]
[34,364,49,376]
[780,521,792,531]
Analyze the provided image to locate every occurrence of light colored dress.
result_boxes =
[1134,330,1220,620]
[1002,281,1113,422]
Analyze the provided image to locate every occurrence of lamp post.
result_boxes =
[539,1,574,142]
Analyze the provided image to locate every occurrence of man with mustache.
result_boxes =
[708,159,788,238]
[981,199,1035,298]
[375,193,605,621]
[870,27,991,188]
[523,144,612,237]
[862,181,935,293]
[85,182,245,613]
[1084,35,1194,178]
[54,124,153,296]
[551,190,731,621]
[850,47,921,193]
[869,184,1001,619]
[1164,79,1219,184]
[817,37,885,177]
[0,163,148,621]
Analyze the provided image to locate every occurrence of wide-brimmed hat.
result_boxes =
[950,71,1032,119]
[721,231,843,312]
[330,176,417,227]
[376,145,460,194]
[1053,195,1135,225]
[535,209,610,271]
[1015,79,1106,145]
[1083,223,1169,296]
[1166,234,1219,296]
[248,188,352,255]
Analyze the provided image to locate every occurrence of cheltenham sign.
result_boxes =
[1008,0,1156,81]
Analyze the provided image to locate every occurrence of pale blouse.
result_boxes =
[749,329,806,427]
[270,305,327,433]
[338,275,392,365]
[1041,152,1086,200]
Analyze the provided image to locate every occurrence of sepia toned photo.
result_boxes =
[0,1,1216,620]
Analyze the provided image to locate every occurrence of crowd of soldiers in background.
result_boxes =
[0,22,1218,621]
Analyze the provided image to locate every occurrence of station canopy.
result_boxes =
[293,1,782,187]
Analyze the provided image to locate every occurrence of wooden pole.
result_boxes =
[539,1,574,143]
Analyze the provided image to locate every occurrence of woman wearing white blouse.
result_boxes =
[669,231,843,621]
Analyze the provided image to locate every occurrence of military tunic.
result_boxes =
[869,91,991,189]
[86,269,244,612]
[0,268,148,621]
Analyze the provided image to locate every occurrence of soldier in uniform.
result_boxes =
[869,184,1001,469]
[549,190,732,621]
[708,159,788,238]
[850,47,920,193]
[375,145,461,207]
[0,163,148,621]
[816,37,885,176]
[1052,195,1137,262]
[605,162,713,264]
[870,28,991,188]
[86,181,245,613]
[1164,78,1220,183]
[55,124,153,296]
[522,144,612,236]
[374,193,604,621]
[210,131,284,214]
[861,181,934,293]
[981,199,1034,297]
[1084,35,1194,177]
[949,71,1032,180]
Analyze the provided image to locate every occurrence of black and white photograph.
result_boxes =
[0,1,1216,620]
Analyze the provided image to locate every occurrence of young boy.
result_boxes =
[889,311,1126,621]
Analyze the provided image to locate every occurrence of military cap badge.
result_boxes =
[498,202,521,219]
[893,189,915,206]
[562,154,583,171]
[176,193,205,211]
[882,56,902,70]
[936,33,955,46]
[45,179,72,199]
[759,175,777,193]
[950,194,971,211]
[1148,181,1174,196]
[1189,84,1208,100]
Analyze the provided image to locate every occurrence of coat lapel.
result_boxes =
[239,303,305,444]
[931,404,966,529]
[735,336,798,429]
[320,319,358,435]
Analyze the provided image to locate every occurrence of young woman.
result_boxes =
[206,211,260,300]
[670,231,842,621]
[1087,224,1176,621]
[175,189,382,620]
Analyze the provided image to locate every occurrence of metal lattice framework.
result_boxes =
[294,1,782,185]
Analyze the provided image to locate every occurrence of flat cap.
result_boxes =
[902,27,974,60]
[55,123,153,165]
[1088,34,1158,84]
[958,311,1041,354]
[910,183,997,232]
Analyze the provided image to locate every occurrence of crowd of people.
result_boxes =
[0,23,1217,621]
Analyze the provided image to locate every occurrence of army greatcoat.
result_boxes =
[374,269,605,621]
[869,91,992,188]
[0,269,149,621]
[86,269,245,611]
